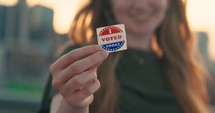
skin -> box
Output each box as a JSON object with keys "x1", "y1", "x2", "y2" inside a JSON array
[
  {"x1": 112, "y1": 0, "x2": 169, "y2": 50},
  {"x1": 50, "y1": 45, "x2": 109, "y2": 113},
  {"x1": 50, "y1": 0, "x2": 168, "y2": 113}
]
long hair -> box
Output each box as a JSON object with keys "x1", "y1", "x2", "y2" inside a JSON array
[{"x1": 68, "y1": 0, "x2": 209, "y2": 113}]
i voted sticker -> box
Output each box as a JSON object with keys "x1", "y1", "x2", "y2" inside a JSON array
[{"x1": 96, "y1": 24, "x2": 127, "y2": 52}]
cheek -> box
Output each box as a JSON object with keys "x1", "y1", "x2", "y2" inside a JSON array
[
  {"x1": 112, "y1": 1, "x2": 131, "y2": 21},
  {"x1": 151, "y1": 0, "x2": 168, "y2": 11},
  {"x1": 157, "y1": 0, "x2": 169, "y2": 13},
  {"x1": 153, "y1": 0, "x2": 169, "y2": 21}
]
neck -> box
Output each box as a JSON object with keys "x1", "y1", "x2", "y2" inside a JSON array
[{"x1": 126, "y1": 32, "x2": 152, "y2": 51}]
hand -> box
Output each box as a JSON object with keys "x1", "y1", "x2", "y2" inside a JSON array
[{"x1": 50, "y1": 45, "x2": 109, "y2": 111}]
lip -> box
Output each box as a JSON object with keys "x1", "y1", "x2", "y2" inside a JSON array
[{"x1": 129, "y1": 13, "x2": 151, "y2": 22}]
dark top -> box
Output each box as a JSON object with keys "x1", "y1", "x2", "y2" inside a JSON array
[
  {"x1": 37, "y1": 45, "x2": 183, "y2": 113},
  {"x1": 116, "y1": 48, "x2": 183, "y2": 113}
]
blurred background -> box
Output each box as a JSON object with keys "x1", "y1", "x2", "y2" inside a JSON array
[{"x1": 0, "y1": 0, "x2": 214, "y2": 113}]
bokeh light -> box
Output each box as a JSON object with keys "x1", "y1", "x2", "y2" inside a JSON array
[
  {"x1": 0, "y1": 0, "x2": 19, "y2": 6},
  {"x1": 187, "y1": 0, "x2": 215, "y2": 60}
]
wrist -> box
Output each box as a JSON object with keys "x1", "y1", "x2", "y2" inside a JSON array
[
  {"x1": 71, "y1": 106, "x2": 89, "y2": 113},
  {"x1": 51, "y1": 94, "x2": 89, "y2": 113}
]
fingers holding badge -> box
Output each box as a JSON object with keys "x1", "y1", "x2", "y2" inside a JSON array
[{"x1": 50, "y1": 24, "x2": 126, "y2": 109}]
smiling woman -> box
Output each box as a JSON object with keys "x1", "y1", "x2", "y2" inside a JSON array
[{"x1": 38, "y1": 0, "x2": 211, "y2": 113}]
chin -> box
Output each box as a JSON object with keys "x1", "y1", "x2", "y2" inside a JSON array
[
  {"x1": 132, "y1": 28, "x2": 154, "y2": 36},
  {"x1": 125, "y1": 23, "x2": 156, "y2": 36}
]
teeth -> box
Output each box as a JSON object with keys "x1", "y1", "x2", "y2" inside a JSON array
[
  {"x1": 130, "y1": 10, "x2": 153, "y2": 21},
  {"x1": 131, "y1": 9, "x2": 152, "y2": 16},
  {"x1": 131, "y1": 13, "x2": 149, "y2": 21}
]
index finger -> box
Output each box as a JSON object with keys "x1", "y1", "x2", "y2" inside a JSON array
[{"x1": 51, "y1": 45, "x2": 102, "y2": 71}]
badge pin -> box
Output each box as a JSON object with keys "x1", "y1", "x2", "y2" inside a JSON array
[{"x1": 96, "y1": 24, "x2": 127, "y2": 52}]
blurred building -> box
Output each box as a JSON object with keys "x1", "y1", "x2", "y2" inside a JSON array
[
  {"x1": 196, "y1": 32, "x2": 215, "y2": 105},
  {"x1": 0, "y1": 0, "x2": 66, "y2": 113},
  {"x1": 197, "y1": 32, "x2": 215, "y2": 77}
]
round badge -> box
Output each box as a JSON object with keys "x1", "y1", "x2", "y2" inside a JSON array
[{"x1": 99, "y1": 26, "x2": 125, "y2": 51}]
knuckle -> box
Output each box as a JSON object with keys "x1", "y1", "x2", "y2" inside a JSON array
[
  {"x1": 86, "y1": 70, "x2": 96, "y2": 78},
  {"x1": 95, "y1": 79, "x2": 101, "y2": 89},
  {"x1": 92, "y1": 71, "x2": 98, "y2": 78},
  {"x1": 90, "y1": 55, "x2": 101, "y2": 64},
  {"x1": 83, "y1": 71, "x2": 97, "y2": 83},
  {"x1": 70, "y1": 65, "x2": 82, "y2": 75},
  {"x1": 72, "y1": 76, "x2": 83, "y2": 86},
  {"x1": 84, "y1": 88, "x2": 93, "y2": 97},
  {"x1": 52, "y1": 78, "x2": 62, "y2": 89},
  {"x1": 49, "y1": 63, "x2": 56, "y2": 74},
  {"x1": 90, "y1": 72, "x2": 97, "y2": 81},
  {"x1": 84, "y1": 80, "x2": 100, "y2": 96}
]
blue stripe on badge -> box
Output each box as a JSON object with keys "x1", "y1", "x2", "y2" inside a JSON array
[{"x1": 101, "y1": 41, "x2": 125, "y2": 51}]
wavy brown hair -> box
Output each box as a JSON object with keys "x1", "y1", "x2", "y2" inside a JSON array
[{"x1": 68, "y1": 0, "x2": 209, "y2": 113}]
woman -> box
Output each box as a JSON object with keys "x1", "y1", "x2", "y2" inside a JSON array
[{"x1": 38, "y1": 0, "x2": 209, "y2": 113}]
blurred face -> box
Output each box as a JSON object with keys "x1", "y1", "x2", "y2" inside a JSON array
[{"x1": 112, "y1": 0, "x2": 169, "y2": 37}]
